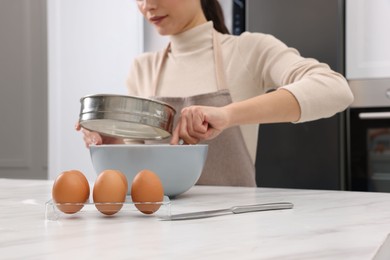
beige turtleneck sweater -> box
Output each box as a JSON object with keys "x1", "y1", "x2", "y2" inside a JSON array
[{"x1": 127, "y1": 22, "x2": 353, "y2": 164}]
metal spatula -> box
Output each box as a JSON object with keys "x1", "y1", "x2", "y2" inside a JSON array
[{"x1": 162, "y1": 202, "x2": 294, "y2": 221}]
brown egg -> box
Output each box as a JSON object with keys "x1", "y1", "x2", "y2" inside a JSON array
[
  {"x1": 131, "y1": 169, "x2": 164, "y2": 214},
  {"x1": 93, "y1": 170, "x2": 128, "y2": 215},
  {"x1": 118, "y1": 170, "x2": 129, "y2": 194},
  {"x1": 52, "y1": 170, "x2": 90, "y2": 214}
]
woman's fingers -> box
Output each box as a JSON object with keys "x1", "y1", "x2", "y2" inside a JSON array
[
  {"x1": 192, "y1": 109, "x2": 209, "y2": 135},
  {"x1": 81, "y1": 128, "x2": 103, "y2": 148},
  {"x1": 76, "y1": 120, "x2": 124, "y2": 146},
  {"x1": 170, "y1": 112, "x2": 200, "y2": 145},
  {"x1": 178, "y1": 111, "x2": 199, "y2": 144},
  {"x1": 170, "y1": 107, "x2": 209, "y2": 145},
  {"x1": 75, "y1": 122, "x2": 82, "y2": 131},
  {"x1": 171, "y1": 105, "x2": 228, "y2": 144},
  {"x1": 170, "y1": 121, "x2": 181, "y2": 145}
]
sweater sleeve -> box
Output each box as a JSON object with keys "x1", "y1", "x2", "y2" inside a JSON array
[{"x1": 237, "y1": 33, "x2": 354, "y2": 122}]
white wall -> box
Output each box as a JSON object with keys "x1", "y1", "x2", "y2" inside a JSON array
[
  {"x1": 143, "y1": 20, "x2": 169, "y2": 52},
  {"x1": 48, "y1": 0, "x2": 143, "y2": 181}
]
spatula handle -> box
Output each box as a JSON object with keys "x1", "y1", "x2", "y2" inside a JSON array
[{"x1": 231, "y1": 202, "x2": 294, "y2": 214}]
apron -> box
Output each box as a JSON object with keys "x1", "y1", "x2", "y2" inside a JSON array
[{"x1": 149, "y1": 30, "x2": 256, "y2": 187}]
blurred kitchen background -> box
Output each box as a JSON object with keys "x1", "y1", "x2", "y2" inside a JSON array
[{"x1": 1, "y1": 0, "x2": 389, "y2": 192}]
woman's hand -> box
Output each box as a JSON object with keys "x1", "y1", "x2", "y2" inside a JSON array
[
  {"x1": 170, "y1": 106, "x2": 230, "y2": 145},
  {"x1": 75, "y1": 122, "x2": 123, "y2": 148}
]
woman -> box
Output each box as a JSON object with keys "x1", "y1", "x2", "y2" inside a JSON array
[{"x1": 78, "y1": 0, "x2": 353, "y2": 187}]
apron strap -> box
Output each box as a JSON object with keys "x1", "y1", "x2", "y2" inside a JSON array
[
  {"x1": 212, "y1": 31, "x2": 228, "y2": 91},
  {"x1": 152, "y1": 43, "x2": 170, "y2": 96}
]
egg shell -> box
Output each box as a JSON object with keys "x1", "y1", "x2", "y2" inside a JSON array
[
  {"x1": 52, "y1": 170, "x2": 90, "y2": 214},
  {"x1": 131, "y1": 169, "x2": 164, "y2": 214},
  {"x1": 93, "y1": 170, "x2": 128, "y2": 215}
]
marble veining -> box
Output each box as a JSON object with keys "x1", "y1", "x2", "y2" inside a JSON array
[{"x1": 1, "y1": 178, "x2": 390, "y2": 259}]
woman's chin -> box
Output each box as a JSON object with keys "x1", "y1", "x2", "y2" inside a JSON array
[{"x1": 155, "y1": 27, "x2": 173, "y2": 36}]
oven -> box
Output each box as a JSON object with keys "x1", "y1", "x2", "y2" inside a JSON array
[{"x1": 348, "y1": 79, "x2": 390, "y2": 192}]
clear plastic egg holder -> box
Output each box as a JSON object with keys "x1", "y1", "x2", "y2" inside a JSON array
[{"x1": 45, "y1": 196, "x2": 171, "y2": 221}]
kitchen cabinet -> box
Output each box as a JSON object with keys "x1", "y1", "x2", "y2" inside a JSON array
[{"x1": 346, "y1": 0, "x2": 390, "y2": 79}]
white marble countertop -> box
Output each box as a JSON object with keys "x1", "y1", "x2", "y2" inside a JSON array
[{"x1": 1, "y1": 178, "x2": 390, "y2": 259}]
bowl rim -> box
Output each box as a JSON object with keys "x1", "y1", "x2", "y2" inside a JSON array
[{"x1": 89, "y1": 144, "x2": 208, "y2": 148}]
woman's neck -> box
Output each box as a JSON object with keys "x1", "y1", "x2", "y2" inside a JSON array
[
  {"x1": 174, "y1": 12, "x2": 207, "y2": 35},
  {"x1": 169, "y1": 22, "x2": 213, "y2": 54}
]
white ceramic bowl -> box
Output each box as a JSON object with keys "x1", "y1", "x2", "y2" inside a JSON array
[{"x1": 89, "y1": 144, "x2": 208, "y2": 197}]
